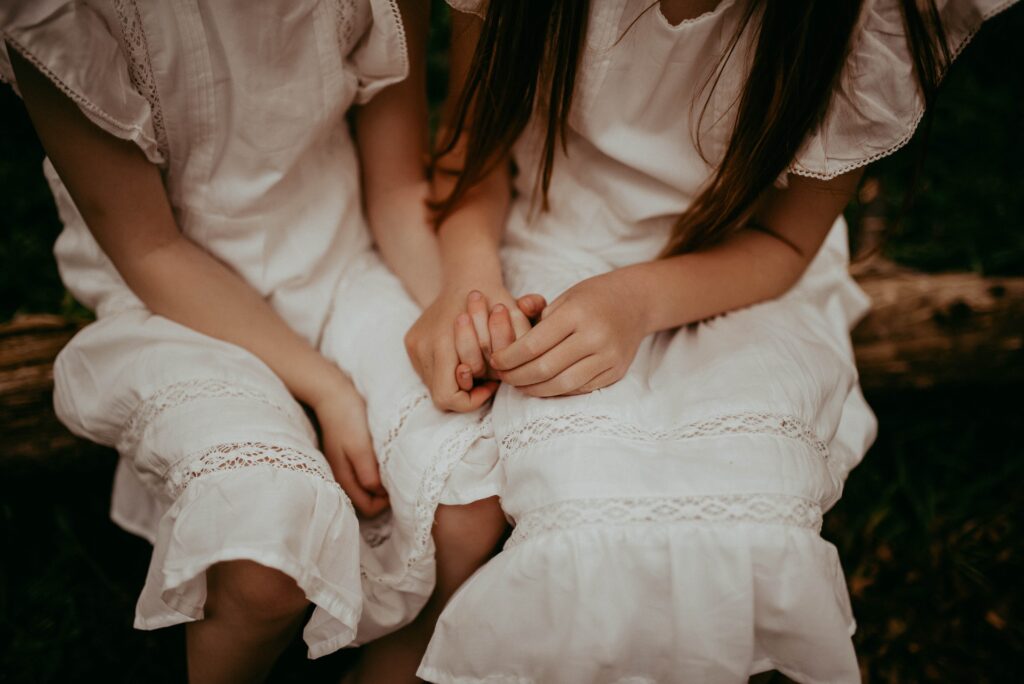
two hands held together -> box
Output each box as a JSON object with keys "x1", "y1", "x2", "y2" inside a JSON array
[
  {"x1": 323, "y1": 270, "x2": 650, "y2": 517},
  {"x1": 405, "y1": 270, "x2": 651, "y2": 413}
]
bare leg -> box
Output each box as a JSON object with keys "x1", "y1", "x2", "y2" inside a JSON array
[
  {"x1": 186, "y1": 560, "x2": 310, "y2": 684},
  {"x1": 346, "y1": 496, "x2": 508, "y2": 683}
]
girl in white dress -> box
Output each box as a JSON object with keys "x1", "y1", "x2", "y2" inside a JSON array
[
  {"x1": 2, "y1": 1, "x2": 512, "y2": 680},
  {"x1": 401, "y1": 0, "x2": 1017, "y2": 682}
]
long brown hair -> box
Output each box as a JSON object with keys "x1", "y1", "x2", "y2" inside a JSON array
[{"x1": 435, "y1": 1, "x2": 951, "y2": 256}]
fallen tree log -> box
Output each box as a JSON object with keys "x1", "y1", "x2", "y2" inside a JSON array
[
  {"x1": 852, "y1": 272, "x2": 1024, "y2": 391},
  {"x1": 1, "y1": 271, "x2": 1022, "y2": 466}
]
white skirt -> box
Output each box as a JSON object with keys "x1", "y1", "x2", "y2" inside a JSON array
[
  {"x1": 418, "y1": 219, "x2": 877, "y2": 683},
  {"x1": 52, "y1": 250, "x2": 501, "y2": 657}
]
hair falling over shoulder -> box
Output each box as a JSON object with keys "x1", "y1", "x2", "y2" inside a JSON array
[{"x1": 433, "y1": 0, "x2": 952, "y2": 255}]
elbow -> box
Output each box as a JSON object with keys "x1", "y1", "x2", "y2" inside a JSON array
[{"x1": 772, "y1": 254, "x2": 813, "y2": 300}]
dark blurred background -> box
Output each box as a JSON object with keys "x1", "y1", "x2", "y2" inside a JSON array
[{"x1": 1, "y1": 4, "x2": 1022, "y2": 683}]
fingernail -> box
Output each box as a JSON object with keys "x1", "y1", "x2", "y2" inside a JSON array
[
  {"x1": 493, "y1": 304, "x2": 506, "y2": 313},
  {"x1": 468, "y1": 291, "x2": 482, "y2": 301},
  {"x1": 456, "y1": 313, "x2": 470, "y2": 325}
]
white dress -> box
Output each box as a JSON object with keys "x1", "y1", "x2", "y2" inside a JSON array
[
  {"x1": 1, "y1": 0, "x2": 501, "y2": 658},
  {"x1": 417, "y1": 1, "x2": 1017, "y2": 683}
]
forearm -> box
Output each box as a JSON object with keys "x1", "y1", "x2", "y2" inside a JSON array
[
  {"x1": 629, "y1": 170, "x2": 862, "y2": 332},
  {"x1": 121, "y1": 236, "x2": 348, "y2": 406},
  {"x1": 355, "y1": 0, "x2": 440, "y2": 306},
  {"x1": 435, "y1": 165, "x2": 510, "y2": 293},
  {"x1": 624, "y1": 228, "x2": 810, "y2": 334},
  {"x1": 363, "y1": 179, "x2": 442, "y2": 307}
]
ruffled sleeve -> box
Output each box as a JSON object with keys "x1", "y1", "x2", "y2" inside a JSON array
[
  {"x1": 350, "y1": 0, "x2": 410, "y2": 104},
  {"x1": 0, "y1": 1, "x2": 165, "y2": 164},
  {"x1": 788, "y1": 0, "x2": 1018, "y2": 180}
]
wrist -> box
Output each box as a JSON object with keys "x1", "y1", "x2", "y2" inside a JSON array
[
  {"x1": 437, "y1": 240, "x2": 505, "y2": 297},
  {"x1": 614, "y1": 263, "x2": 664, "y2": 336},
  {"x1": 294, "y1": 361, "x2": 353, "y2": 410}
]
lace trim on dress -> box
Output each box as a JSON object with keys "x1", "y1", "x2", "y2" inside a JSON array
[
  {"x1": 378, "y1": 392, "x2": 430, "y2": 470},
  {"x1": 112, "y1": 0, "x2": 169, "y2": 159},
  {"x1": 164, "y1": 441, "x2": 336, "y2": 499},
  {"x1": 120, "y1": 378, "x2": 299, "y2": 454},
  {"x1": 506, "y1": 493, "x2": 823, "y2": 547},
  {"x1": 333, "y1": 0, "x2": 358, "y2": 50},
  {"x1": 501, "y1": 411, "x2": 829, "y2": 460},
  {"x1": 381, "y1": 0, "x2": 409, "y2": 84},
  {"x1": 361, "y1": 411, "x2": 493, "y2": 584}
]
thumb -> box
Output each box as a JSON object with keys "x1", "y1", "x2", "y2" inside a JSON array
[{"x1": 516, "y1": 293, "x2": 547, "y2": 320}]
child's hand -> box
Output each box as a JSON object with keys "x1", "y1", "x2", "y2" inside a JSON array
[
  {"x1": 487, "y1": 272, "x2": 648, "y2": 397},
  {"x1": 406, "y1": 286, "x2": 543, "y2": 411},
  {"x1": 405, "y1": 287, "x2": 509, "y2": 412},
  {"x1": 453, "y1": 291, "x2": 547, "y2": 391},
  {"x1": 312, "y1": 375, "x2": 389, "y2": 518}
]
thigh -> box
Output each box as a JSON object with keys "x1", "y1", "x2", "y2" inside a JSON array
[
  {"x1": 491, "y1": 294, "x2": 868, "y2": 520},
  {"x1": 53, "y1": 308, "x2": 326, "y2": 500}
]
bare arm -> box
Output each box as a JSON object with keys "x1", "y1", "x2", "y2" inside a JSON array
[
  {"x1": 402, "y1": 8, "x2": 535, "y2": 411},
  {"x1": 627, "y1": 171, "x2": 864, "y2": 333},
  {"x1": 355, "y1": 0, "x2": 442, "y2": 307},
  {"x1": 489, "y1": 171, "x2": 864, "y2": 397},
  {"x1": 431, "y1": 8, "x2": 511, "y2": 299},
  {"x1": 10, "y1": 47, "x2": 387, "y2": 515}
]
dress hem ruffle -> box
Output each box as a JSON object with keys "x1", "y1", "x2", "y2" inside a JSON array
[{"x1": 125, "y1": 465, "x2": 365, "y2": 659}]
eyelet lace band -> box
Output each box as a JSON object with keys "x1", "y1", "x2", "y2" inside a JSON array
[
  {"x1": 501, "y1": 412, "x2": 829, "y2": 460},
  {"x1": 506, "y1": 493, "x2": 823, "y2": 548},
  {"x1": 164, "y1": 441, "x2": 336, "y2": 500},
  {"x1": 119, "y1": 378, "x2": 301, "y2": 455},
  {"x1": 333, "y1": 0, "x2": 358, "y2": 49},
  {"x1": 378, "y1": 392, "x2": 430, "y2": 470},
  {"x1": 361, "y1": 410, "x2": 493, "y2": 584},
  {"x1": 112, "y1": 0, "x2": 169, "y2": 159}
]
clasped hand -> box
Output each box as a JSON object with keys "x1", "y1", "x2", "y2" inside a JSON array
[{"x1": 406, "y1": 271, "x2": 649, "y2": 409}]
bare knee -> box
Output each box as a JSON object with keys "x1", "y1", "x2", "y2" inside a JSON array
[
  {"x1": 433, "y1": 496, "x2": 508, "y2": 562},
  {"x1": 206, "y1": 560, "x2": 309, "y2": 623}
]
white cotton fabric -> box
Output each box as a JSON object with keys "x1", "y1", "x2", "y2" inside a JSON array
[
  {"x1": 421, "y1": 0, "x2": 1014, "y2": 682},
  {"x1": 2, "y1": 0, "x2": 497, "y2": 658}
]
